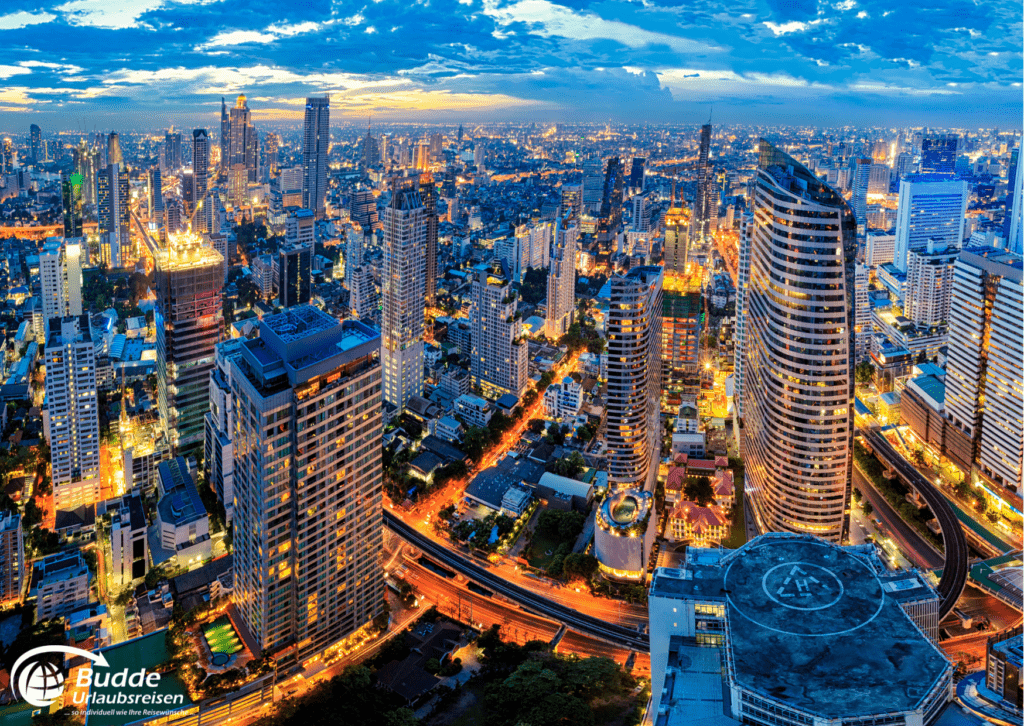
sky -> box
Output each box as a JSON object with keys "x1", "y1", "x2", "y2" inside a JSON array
[{"x1": 0, "y1": 0, "x2": 1020, "y2": 130}]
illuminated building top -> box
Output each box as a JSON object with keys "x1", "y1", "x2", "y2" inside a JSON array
[{"x1": 153, "y1": 229, "x2": 223, "y2": 271}]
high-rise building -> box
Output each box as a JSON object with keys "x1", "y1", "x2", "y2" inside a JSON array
[
  {"x1": 733, "y1": 212, "x2": 753, "y2": 419},
  {"x1": 893, "y1": 175, "x2": 968, "y2": 271},
  {"x1": 163, "y1": 130, "x2": 181, "y2": 171},
  {"x1": 544, "y1": 218, "x2": 577, "y2": 340},
  {"x1": 264, "y1": 132, "x2": 280, "y2": 177},
  {"x1": 628, "y1": 157, "x2": 645, "y2": 194},
  {"x1": 29, "y1": 124, "x2": 41, "y2": 163},
  {"x1": 155, "y1": 229, "x2": 225, "y2": 452},
  {"x1": 96, "y1": 163, "x2": 129, "y2": 268},
  {"x1": 349, "y1": 189, "x2": 378, "y2": 230},
  {"x1": 943, "y1": 247, "x2": 1023, "y2": 492},
  {"x1": 302, "y1": 97, "x2": 330, "y2": 218},
  {"x1": 40, "y1": 237, "x2": 82, "y2": 323},
  {"x1": 108, "y1": 492, "x2": 148, "y2": 588},
  {"x1": 631, "y1": 193, "x2": 650, "y2": 233},
  {"x1": 231, "y1": 306, "x2": 384, "y2": 665},
  {"x1": 560, "y1": 184, "x2": 582, "y2": 220},
  {"x1": 598, "y1": 156, "x2": 625, "y2": 243},
  {"x1": 108, "y1": 132, "x2": 123, "y2": 167},
  {"x1": 382, "y1": 177, "x2": 427, "y2": 409},
  {"x1": 661, "y1": 286, "x2": 701, "y2": 400},
  {"x1": 429, "y1": 133, "x2": 443, "y2": 161},
  {"x1": 469, "y1": 263, "x2": 528, "y2": 399},
  {"x1": 45, "y1": 315, "x2": 101, "y2": 511},
  {"x1": 229, "y1": 94, "x2": 256, "y2": 207},
  {"x1": 868, "y1": 163, "x2": 890, "y2": 194},
  {"x1": 61, "y1": 169, "x2": 83, "y2": 238},
  {"x1": 1005, "y1": 147, "x2": 1023, "y2": 255},
  {"x1": 742, "y1": 139, "x2": 857, "y2": 543},
  {"x1": 852, "y1": 157, "x2": 872, "y2": 228},
  {"x1": 0, "y1": 511, "x2": 23, "y2": 606},
  {"x1": 518, "y1": 222, "x2": 552, "y2": 271},
  {"x1": 204, "y1": 340, "x2": 240, "y2": 525},
  {"x1": 921, "y1": 134, "x2": 959, "y2": 174},
  {"x1": 473, "y1": 143, "x2": 486, "y2": 171},
  {"x1": 279, "y1": 167, "x2": 304, "y2": 209},
  {"x1": 345, "y1": 225, "x2": 368, "y2": 292},
  {"x1": 606, "y1": 266, "x2": 663, "y2": 489},
  {"x1": 219, "y1": 97, "x2": 229, "y2": 177},
  {"x1": 361, "y1": 125, "x2": 379, "y2": 170},
  {"x1": 148, "y1": 167, "x2": 164, "y2": 223},
  {"x1": 192, "y1": 129, "x2": 210, "y2": 230},
  {"x1": 854, "y1": 262, "x2": 871, "y2": 362},
  {"x1": 663, "y1": 205, "x2": 691, "y2": 274},
  {"x1": 904, "y1": 241, "x2": 958, "y2": 326},
  {"x1": 420, "y1": 173, "x2": 439, "y2": 306},
  {"x1": 693, "y1": 123, "x2": 713, "y2": 242},
  {"x1": 278, "y1": 243, "x2": 312, "y2": 308},
  {"x1": 581, "y1": 157, "x2": 603, "y2": 215}
]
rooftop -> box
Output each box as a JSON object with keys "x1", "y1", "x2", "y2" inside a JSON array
[
  {"x1": 157, "y1": 457, "x2": 207, "y2": 527},
  {"x1": 651, "y1": 534, "x2": 949, "y2": 718}
]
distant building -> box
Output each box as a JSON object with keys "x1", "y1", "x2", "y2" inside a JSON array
[
  {"x1": 920, "y1": 133, "x2": 959, "y2": 174},
  {"x1": 302, "y1": 97, "x2": 330, "y2": 217},
  {"x1": 544, "y1": 218, "x2": 577, "y2": 340}
]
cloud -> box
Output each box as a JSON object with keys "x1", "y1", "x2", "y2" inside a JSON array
[{"x1": 0, "y1": 11, "x2": 56, "y2": 29}]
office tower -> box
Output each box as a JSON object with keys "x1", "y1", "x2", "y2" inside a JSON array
[
  {"x1": 693, "y1": 123, "x2": 713, "y2": 241},
  {"x1": 345, "y1": 225, "x2": 367, "y2": 292},
  {"x1": 420, "y1": 173, "x2": 439, "y2": 306},
  {"x1": 97, "y1": 163, "x2": 129, "y2": 268},
  {"x1": 1, "y1": 137, "x2": 12, "y2": 173},
  {"x1": 904, "y1": 242, "x2": 958, "y2": 326},
  {"x1": 544, "y1": 218, "x2": 577, "y2": 339},
  {"x1": 219, "y1": 97, "x2": 229, "y2": 177},
  {"x1": 560, "y1": 184, "x2": 582, "y2": 220},
  {"x1": 229, "y1": 94, "x2": 255, "y2": 206},
  {"x1": 192, "y1": 129, "x2": 210, "y2": 229},
  {"x1": 428, "y1": 132, "x2": 443, "y2": 161},
  {"x1": 279, "y1": 166, "x2": 304, "y2": 209},
  {"x1": 895, "y1": 150, "x2": 915, "y2": 180},
  {"x1": 279, "y1": 234, "x2": 312, "y2": 308},
  {"x1": 106, "y1": 132, "x2": 124, "y2": 167},
  {"x1": 648, "y1": 536, "x2": 952, "y2": 726},
  {"x1": 302, "y1": 97, "x2": 330, "y2": 218},
  {"x1": 163, "y1": 130, "x2": 180, "y2": 171},
  {"x1": 944, "y1": 247, "x2": 1023, "y2": 492},
  {"x1": 264, "y1": 132, "x2": 279, "y2": 176},
  {"x1": 606, "y1": 266, "x2": 663, "y2": 489},
  {"x1": 893, "y1": 175, "x2": 968, "y2": 271},
  {"x1": 181, "y1": 169, "x2": 195, "y2": 218},
  {"x1": 165, "y1": 198, "x2": 183, "y2": 234},
  {"x1": 663, "y1": 205, "x2": 691, "y2": 274},
  {"x1": 61, "y1": 169, "x2": 83, "y2": 238},
  {"x1": 349, "y1": 189, "x2": 378, "y2": 230},
  {"x1": 204, "y1": 341, "x2": 240, "y2": 524},
  {"x1": 733, "y1": 213, "x2": 753, "y2": 419},
  {"x1": 231, "y1": 307, "x2": 384, "y2": 665},
  {"x1": 598, "y1": 156, "x2": 625, "y2": 243},
  {"x1": 148, "y1": 167, "x2": 164, "y2": 222},
  {"x1": 29, "y1": 124, "x2": 41, "y2": 162},
  {"x1": 921, "y1": 134, "x2": 959, "y2": 174},
  {"x1": 661, "y1": 287, "x2": 701, "y2": 399},
  {"x1": 631, "y1": 193, "x2": 650, "y2": 233},
  {"x1": 0, "y1": 511, "x2": 23, "y2": 606},
  {"x1": 868, "y1": 163, "x2": 890, "y2": 194},
  {"x1": 871, "y1": 139, "x2": 889, "y2": 163},
  {"x1": 852, "y1": 157, "x2": 872, "y2": 228},
  {"x1": 628, "y1": 157, "x2": 645, "y2": 194},
  {"x1": 94, "y1": 131, "x2": 108, "y2": 167},
  {"x1": 382, "y1": 177, "x2": 427, "y2": 409},
  {"x1": 155, "y1": 229, "x2": 225, "y2": 452},
  {"x1": 581, "y1": 158, "x2": 603, "y2": 215},
  {"x1": 45, "y1": 315, "x2": 101, "y2": 511},
  {"x1": 1006, "y1": 148, "x2": 1023, "y2": 255},
  {"x1": 473, "y1": 143, "x2": 486, "y2": 171},
  {"x1": 361, "y1": 124, "x2": 379, "y2": 170},
  {"x1": 40, "y1": 238, "x2": 83, "y2": 322},
  {"x1": 469, "y1": 263, "x2": 528, "y2": 399},
  {"x1": 742, "y1": 139, "x2": 857, "y2": 544},
  {"x1": 413, "y1": 143, "x2": 429, "y2": 171},
  {"x1": 866, "y1": 230, "x2": 897, "y2": 266}
]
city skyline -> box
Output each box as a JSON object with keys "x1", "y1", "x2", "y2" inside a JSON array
[{"x1": 0, "y1": 0, "x2": 1020, "y2": 128}]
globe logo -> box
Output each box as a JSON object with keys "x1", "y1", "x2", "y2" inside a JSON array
[
  {"x1": 10, "y1": 645, "x2": 109, "y2": 708},
  {"x1": 18, "y1": 660, "x2": 65, "y2": 707}
]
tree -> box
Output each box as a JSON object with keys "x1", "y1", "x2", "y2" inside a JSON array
[
  {"x1": 863, "y1": 501, "x2": 874, "y2": 517},
  {"x1": 855, "y1": 361, "x2": 875, "y2": 385},
  {"x1": 463, "y1": 426, "x2": 491, "y2": 462},
  {"x1": 528, "y1": 418, "x2": 546, "y2": 435},
  {"x1": 519, "y1": 267, "x2": 548, "y2": 305},
  {"x1": 683, "y1": 475, "x2": 716, "y2": 507},
  {"x1": 563, "y1": 553, "x2": 599, "y2": 581},
  {"x1": 549, "y1": 451, "x2": 586, "y2": 480}
]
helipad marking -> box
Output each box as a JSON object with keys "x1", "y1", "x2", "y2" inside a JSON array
[{"x1": 762, "y1": 562, "x2": 844, "y2": 611}]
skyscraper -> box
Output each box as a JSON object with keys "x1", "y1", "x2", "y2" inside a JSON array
[
  {"x1": 904, "y1": 242, "x2": 958, "y2": 326},
  {"x1": 661, "y1": 285, "x2": 701, "y2": 400},
  {"x1": 302, "y1": 97, "x2": 330, "y2": 218},
  {"x1": 628, "y1": 157, "x2": 645, "y2": 194},
  {"x1": 1006, "y1": 147, "x2": 1022, "y2": 255},
  {"x1": 382, "y1": 177, "x2": 427, "y2": 409},
  {"x1": 219, "y1": 97, "x2": 229, "y2": 178},
  {"x1": 229, "y1": 94, "x2": 255, "y2": 207},
  {"x1": 163, "y1": 130, "x2": 181, "y2": 171},
  {"x1": 598, "y1": 156, "x2": 625, "y2": 243},
  {"x1": 192, "y1": 129, "x2": 210, "y2": 231},
  {"x1": 581, "y1": 158, "x2": 603, "y2": 215},
  {"x1": 469, "y1": 263, "x2": 528, "y2": 399},
  {"x1": 40, "y1": 237, "x2": 82, "y2": 323},
  {"x1": 361, "y1": 124, "x2": 379, "y2": 170},
  {"x1": 544, "y1": 217, "x2": 577, "y2": 340},
  {"x1": 349, "y1": 189, "x2": 378, "y2": 230},
  {"x1": 279, "y1": 211, "x2": 313, "y2": 308},
  {"x1": 97, "y1": 163, "x2": 129, "y2": 268},
  {"x1": 148, "y1": 167, "x2": 164, "y2": 223},
  {"x1": 0, "y1": 511, "x2": 23, "y2": 607},
  {"x1": 108, "y1": 132, "x2": 123, "y2": 167},
  {"x1": 733, "y1": 212, "x2": 753, "y2": 419},
  {"x1": 693, "y1": 123, "x2": 713, "y2": 242},
  {"x1": 230, "y1": 306, "x2": 384, "y2": 666},
  {"x1": 29, "y1": 124, "x2": 41, "y2": 163},
  {"x1": 852, "y1": 157, "x2": 872, "y2": 228},
  {"x1": 155, "y1": 229, "x2": 225, "y2": 452},
  {"x1": 742, "y1": 139, "x2": 857, "y2": 544},
  {"x1": 663, "y1": 205, "x2": 691, "y2": 274},
  {"x1": 420, "y1": 173, "x2": 439, "y2": 307},
  {"x1": 204, "y1": 341, "x2": 239, "y2": 525},
  {"x1": 921, "y1": 134, "x2": 959, "y2": 174},
  {"x1": 45, "y1": 315, "x2": 101, "y2": 511},
  {"x1": 61, "y1": 169, "x2": 83, "y2": 238},
  {"x1": 943, "y1": 247, "x2": 1023, "y2": 492},
  {"x1": 893, "y1": 175, "x2": 968, "y2": 272},
  {"x1": 606, "y1": 266, "x2": 663, "y2": 489}
]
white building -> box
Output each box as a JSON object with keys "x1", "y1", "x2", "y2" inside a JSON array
[
  {"x1": 382, "y1": 178, "x2": 426, "y2": 409},
  {"x1": 285, "y1": 207, "x2": 315, "y2": 247},
  {"x1": 866, "y1": 230, "x2": 896, "y2": 267},
  {"x1": 545, "y1": 218, "x2": 577, "y2": 340},
  {"x1": 469, "y1": 264, "x2": 528, "y2": 399},
  {"x1": 543, "y1": 376, "x2": 583, "y2": 420},
  {"x1": 893, "y1": 175, "x2": 968, "y2": 272},
  {"x1": 45, "y1": 315, "x2": 101, "y2": 511},
  {"x1": 904, "y1": 241, "x2": 958, "y2": 326},
  {"x1": 252, "y1": 254, "x2": 277, "y2": 299},
  {"x1": 40, "y1": 237, "x2": 83, "y2": 327},
  {"x1": 155, "y1": 457, "x2": 211, "y2": 567},
  {"x1": 204, "y1": 340, "x2": 241, "y2": 524},
  {"x1": 435, "y1": 415, "x2": 465, "y2": 444},
  {"x1": 854, "y1": 262, "x2": 872, "y2": 362},
  {"x1": 455, "y1": 393, "x2": 493, "y2": 428},
  {"x1": 107, "y1": 492, "x2": 148, "y2": 589},
  {"x1": 31, "y1": 551, "x2": 90, "y2": 622}
]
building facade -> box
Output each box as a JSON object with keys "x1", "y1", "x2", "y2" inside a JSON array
[
  {"x1": 893, "y1": 175, "x2": 968, "y2": 272},
  {"x1": 469, "y1": 264, "x2": 528, "y2": 399},
  {"x1": 302, "y1": 97, "x2": 330, "y2": 217},
  {"x1": 544, "y1": 218, "x2": 577, "y2": 340}
]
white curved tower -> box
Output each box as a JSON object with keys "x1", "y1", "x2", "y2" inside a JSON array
[{"x1": 742, "y1": 140, "x2": 857, "y2": 543}]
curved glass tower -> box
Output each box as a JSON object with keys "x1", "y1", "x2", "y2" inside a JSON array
[{"x1": 742, "y1": 139, "x2": 857, "y2": 543}]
